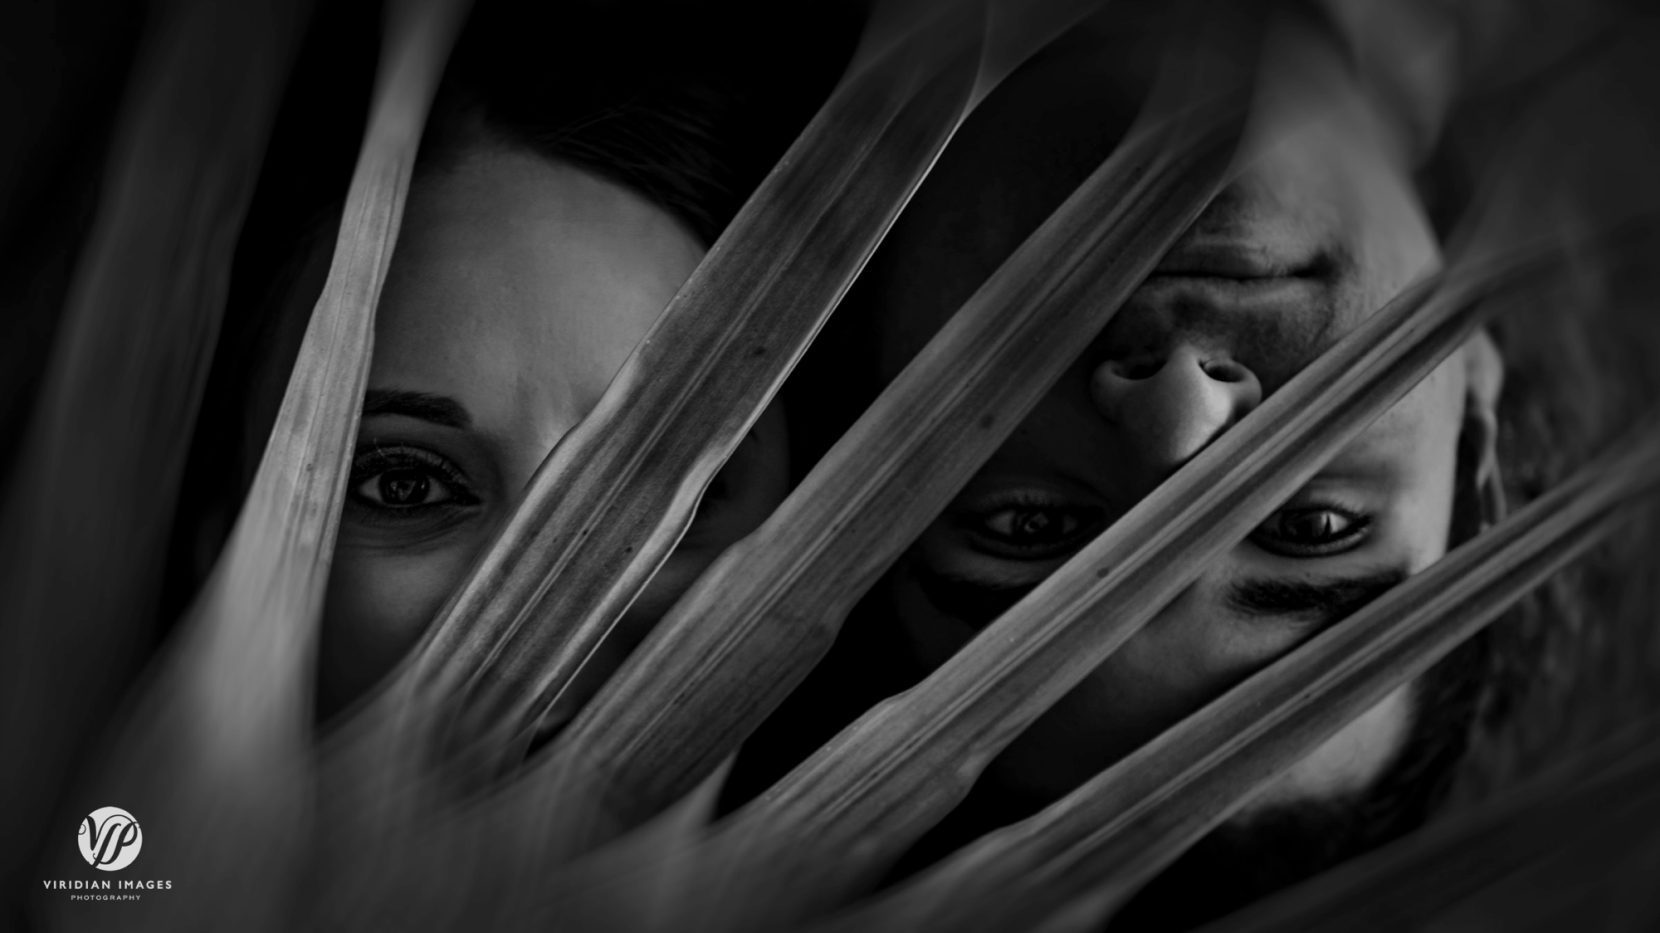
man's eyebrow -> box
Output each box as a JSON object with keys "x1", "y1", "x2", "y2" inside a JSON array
[
  {"x1": 1225, "y1": 567, "x2": 1410, "y2": 629},
  {"x1": 361, "y1": 389, "x2": 472, "y2": 429}
]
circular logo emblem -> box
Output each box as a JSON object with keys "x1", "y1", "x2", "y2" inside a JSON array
[{"x1": 78, "y1": 807, "x2": 142, "y2": 871}]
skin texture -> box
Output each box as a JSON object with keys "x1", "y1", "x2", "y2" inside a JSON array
[
  {"x1": 316, "y1": 144, "x2": 788, "y2": 720},
  {"x1": 868, "y1": 19, "x2": 1503, "y2": 814}
]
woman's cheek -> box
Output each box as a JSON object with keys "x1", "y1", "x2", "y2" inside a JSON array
[{"x1": 318, "y1": 542, "x2": 482, "y2": 717}]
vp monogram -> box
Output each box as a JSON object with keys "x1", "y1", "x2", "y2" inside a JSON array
[{"x1": 78, "y1": 807, "x2": 143, "y2": 871}]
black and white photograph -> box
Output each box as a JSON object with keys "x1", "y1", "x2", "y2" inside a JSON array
[{"x1": 4, "y1": 0, "x2": 1660, "y2": 929}]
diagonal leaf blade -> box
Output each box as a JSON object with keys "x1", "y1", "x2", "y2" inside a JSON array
[
  {"x1": 379, "y1": 0, "x2": 1112, "y2": 784},
  {"x1": 303, "y1": 0, "x2": 1106, "y2": 896},
  {"x1": 40, "y1": 1, "x2": 468, "y2": 929},
  {"x1": 702, "y1": 223, "x2": 1619, "y2": 924},
  {"x1": 0, "y1": 0, "x2": 309, "y2": 901},
  {"x1": 547, "y1": 54, "x2": 1248, "y2": 846},
  {"x1": 386, "y1": 0, "x2": 991, "y2": 774},
  {"x1": 823, "y1": 405, "x2": 1660, "y2": 933},
  {"x1": 1195, "y1": 714, "x2": 1660, "y2": 933}
]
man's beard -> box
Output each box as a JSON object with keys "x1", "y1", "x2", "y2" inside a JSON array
[{"x1": 1106, "y1": 629, "x2": 1491, "y2": 932}]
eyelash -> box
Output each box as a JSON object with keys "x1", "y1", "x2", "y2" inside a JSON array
[
  {"x1": 1248, "y1": 503, "x2": 1373, "y2": 558},
  {"x1": 346, "y1": 444, "x2": 481, "y2": 525}
]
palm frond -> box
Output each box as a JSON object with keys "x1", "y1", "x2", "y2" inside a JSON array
[
  {"x1": 376, "y1": 0, "x2": 1103, "y2": 785},
  {"x1": 703, "y1": 219, "x2": 1593, "y2": 908},
  {"x1": 1195, "y1": 713, "x2": 1660, "y2": 932},
  {"x1": 0, "y1": 0, "x2": 308, "y2": 911},
  {"x1": 542, "y1": 37, "x2": 1249, "y2": 850},
  {"x1": 816, "y1": 406, "x2": 1660, "y2": 933},
  {"x1": 32, "y1": 1, "x2": 467, "y2": 929},
  {"x1": 11, "y1": 3, "x2": 1660, "y2": 932}
]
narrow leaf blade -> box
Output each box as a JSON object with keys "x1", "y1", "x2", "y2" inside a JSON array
[{"x1": 830, "y1": 406, "x2": 1660, "y2": 933}]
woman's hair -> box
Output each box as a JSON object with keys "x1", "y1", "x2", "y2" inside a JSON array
[
  {"x1": 166, "y1": 0, "x2": 851, "y2": 624},
  {"x1": 243, "y1": 3, "x2": 769, "y2": 472},
  {"x1": 417, "y1": 2, "x2": 763, "y2": 247}
]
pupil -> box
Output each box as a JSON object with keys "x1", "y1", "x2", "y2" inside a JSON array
[
  {"x1": 380, "y1": 471, "x2": 429, "y2": 506},
  {"x1": 1291, "y1": 511, "x2": 1333, "y2": 540},
  {"x1": 1016, "y1": 510, "x2": 1053, "y2": 539}
]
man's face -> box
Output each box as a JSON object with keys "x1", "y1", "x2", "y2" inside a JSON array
[{"x1": 872, "y1": 23, "x2": 1496, "y2": 810}]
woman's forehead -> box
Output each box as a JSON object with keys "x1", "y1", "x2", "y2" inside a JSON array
[{"x1": 368, "y1": 146, "x2": 702, "y2": 442}]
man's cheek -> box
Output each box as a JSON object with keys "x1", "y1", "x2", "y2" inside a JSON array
[
  {"x1": 1137, "y1": 587, "x2": 1301, "y2": 688},
  {"x1": 1099, "y1": 610, "x2": 1258, "y2": 733},
  {"x1": 1082, "y1": 589, "x2": 1322, "y2": 745}
]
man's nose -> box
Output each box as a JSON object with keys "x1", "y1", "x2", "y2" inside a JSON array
[{"x1": 1089, "y1": 344, "x2": 1262, "y2": 480}]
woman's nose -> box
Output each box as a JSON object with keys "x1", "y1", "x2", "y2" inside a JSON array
[{"x1": 1089, "y1": 344, "x2": 1262, "y2": 480}]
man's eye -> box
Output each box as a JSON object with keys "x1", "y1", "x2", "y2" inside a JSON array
[
  {"x1": 1250, "y1": 506, "x2": 1371, "y2": 558},
  {"x1": 971, "y1": 505, "x2": 1102, "y2": 560},
  {"x1": 348, "y1": 447, "x2": 478, "y2": 515}
]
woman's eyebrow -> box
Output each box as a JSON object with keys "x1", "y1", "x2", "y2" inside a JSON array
[
  {"x1": 1225, "y1": 567, "x2": 1410, "y2": 628},
  {"x1": 361, "y1": 388, "x2": 472, "y2": 429}
]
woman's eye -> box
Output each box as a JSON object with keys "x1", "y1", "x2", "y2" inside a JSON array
[
  {"x1": 347, "y1": 446, "x2": 479, "y2": 516},
  {"x1": 971, "y1": 504, "x2": 1101, "y2": 559},
  {"x1": 1251, "y1": 506, "x2": 1371, "y2": 557},
  {"x1": 355, "y1": 467, "x2": 453, "y2": 508}
]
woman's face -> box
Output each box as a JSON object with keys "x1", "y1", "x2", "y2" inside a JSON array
[{"x1": 318, "y1": 144, "x2": 788, "y2": 719}]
